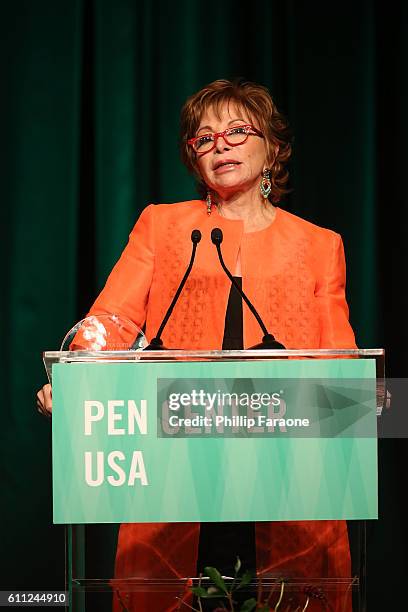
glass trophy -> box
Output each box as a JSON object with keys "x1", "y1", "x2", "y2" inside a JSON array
[{"x1": 60, "y1": 314, "x2": 147, "y2": 352}]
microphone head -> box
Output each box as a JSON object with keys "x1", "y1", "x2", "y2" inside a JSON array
[
  {"x1": 211, "y1": 227, "x2": 223, "y2": 245},
  {"x1": 191, "y1": 229, "x2": 202, "y2": 244}
]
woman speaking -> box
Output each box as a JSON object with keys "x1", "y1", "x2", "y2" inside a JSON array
[{"x1": 38, "y1": 79, "x2": 356, "y2": 611}]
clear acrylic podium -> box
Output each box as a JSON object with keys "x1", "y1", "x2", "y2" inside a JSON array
[{"x1": 44, "y1": 347, "x2": 385, "y2": 612}]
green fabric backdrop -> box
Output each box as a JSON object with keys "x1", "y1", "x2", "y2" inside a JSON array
[{"x1": 1, "y1": 0, "x2": 407, "y2": 607}]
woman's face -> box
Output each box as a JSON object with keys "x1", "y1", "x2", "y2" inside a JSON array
[{"x1": 194, "y1": 102, "x2": 269, "y2": 200}]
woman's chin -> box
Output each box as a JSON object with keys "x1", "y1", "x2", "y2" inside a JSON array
[
  {"x1": 212, "y1": 179, "x2": 251, "y2": 198},
  {"x1": 212, "y1": 173, "x2": 247, "y2": 189}
]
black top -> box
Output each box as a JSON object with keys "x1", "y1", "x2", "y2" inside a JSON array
[
  {"x1": 222, "y1": 277, "x2": 244, "y2": 351},
  {"x1": 196, "y1": 278, "x2": 256, "y2": 579}
]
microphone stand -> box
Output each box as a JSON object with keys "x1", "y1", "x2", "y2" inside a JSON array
[
  {"x1": 211, "y1": 228, "x2": 285, "y2": 350},
  {"x1": 145, "y1": 230, "x2": 202, "y2": 350}
]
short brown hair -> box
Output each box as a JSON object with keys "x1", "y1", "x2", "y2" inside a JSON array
[{"x1": 180, "y1": 78, "x2": 292, "y2": 203}]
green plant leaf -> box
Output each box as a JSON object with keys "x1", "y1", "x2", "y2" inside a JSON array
[
  {"x1": 191, "y1": 587, "x2": 209, "y2": 597},
  {"x1": 237, "y1": 570, "x2": 254, "y2": 590},
  {"x1": 206, "y1": 587, "x2": 226, "y2": 598},
  {"x1": 239, "y1": 598, "x2": 257, "y2": 611},
  {"x1": 191, "y1": 586, "x2": 225, "y2": 599},
  {"x1": 234, "y1": 556, "x2": 241, "y2": 574},
  {"x1": 204, "y1": 567, "x2": 228, "y2": 594}
]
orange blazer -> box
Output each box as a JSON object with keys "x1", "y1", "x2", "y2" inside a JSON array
[
  {"x1": 89, "y1": 200, "x2": 356, "y2": 350},
  {"x1": 87, "y1": 200, "x2": 355, "y2": 612}
]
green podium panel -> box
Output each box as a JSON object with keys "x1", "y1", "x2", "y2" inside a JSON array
[{"x1": 52, "y1": 357, "x2": 377, "y2": 525}]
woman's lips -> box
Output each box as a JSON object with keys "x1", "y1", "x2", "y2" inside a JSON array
[{"x1": 213, "y1": 161, "x2": 241, "y2": 174}]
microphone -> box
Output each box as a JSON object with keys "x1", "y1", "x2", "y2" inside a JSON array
[
  {"x1": 145, "y1": 229, "x2": 202, "y2": 350},
  {"x1": 211, "y1": 228, "x2": 285, "y2": 350}
]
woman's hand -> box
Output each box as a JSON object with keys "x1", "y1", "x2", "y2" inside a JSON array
[{"x1": 37, "y1": 383, "x2": 52, "y2": 417}]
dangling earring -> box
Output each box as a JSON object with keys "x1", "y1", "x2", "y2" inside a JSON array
[
  {"x1": 206, "y1": 190, "x2": 213, "y2": 215},
  {"x1": 260, "y1": 169, "x2": 272, "y2": 200}
]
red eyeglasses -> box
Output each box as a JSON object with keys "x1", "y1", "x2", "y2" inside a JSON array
[{"x1": 187, "y1": 124, "x2": 264, "y2": 154}]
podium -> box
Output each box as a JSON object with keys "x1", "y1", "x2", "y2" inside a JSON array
[{"x1": 44, "y1": 348, "x2": 385, "y2": 612}]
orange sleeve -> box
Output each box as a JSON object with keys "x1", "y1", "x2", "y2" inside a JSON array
[
  {"x1": 315, "y1": 232, "x2": 357, "y2": 349},
  {"x1": 87, "y1": 204, "x2": 155, "y2": 328}
]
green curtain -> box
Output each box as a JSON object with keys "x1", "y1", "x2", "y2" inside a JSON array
[
  {"x1": 1, "y1": 0, "x2": 83, "y2": 590},
  {"x1": 1, "y1": 0, "x2": 407, "y2": 607}
]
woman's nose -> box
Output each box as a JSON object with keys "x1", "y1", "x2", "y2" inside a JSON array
[{"x1": 214, "y1": 133, "x2": 230, "y2": 152}]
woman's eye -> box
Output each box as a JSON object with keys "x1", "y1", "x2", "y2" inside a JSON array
[
  {"x1": 229, "y1": 126, "x2": 246, "y2": 135},
  {"x1": 197, "y1": 135, "x2": 212, "y2": 148}
]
